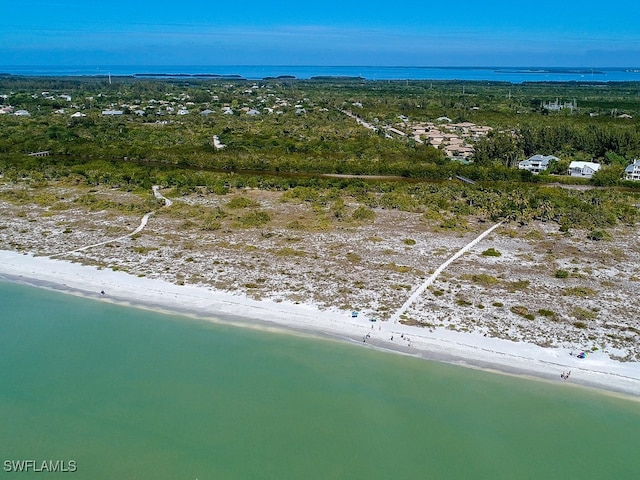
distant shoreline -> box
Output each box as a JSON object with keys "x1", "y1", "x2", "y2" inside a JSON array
[{"x1": 1, "y1": 66, "x2": 638, "y2": 83}]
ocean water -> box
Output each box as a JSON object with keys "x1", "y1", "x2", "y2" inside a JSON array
[
  {"x1": 1, "y1": 280, "x2": 639, "y2": 479},
  {"x1": 1, "y1": 65, "x2": 640, "y2": 83}
]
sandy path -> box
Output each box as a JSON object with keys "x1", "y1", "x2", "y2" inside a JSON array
[
  {"x1": 389, "y1": 221, "x2": 503, "y2": 323},
  {"x1": 152, "y1": 185, "x2": 173, "y2": 206},
  {"x1": 51, "y1": 186, "x2": 171, "y2": 258}
]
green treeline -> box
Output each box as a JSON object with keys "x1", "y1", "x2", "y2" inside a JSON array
[
  {"x1": 474, "y1": 123, "x2": 640, "y2": 168},
  {"x1": 1, "y1": 154, "x2": 638, "y2": 230}
]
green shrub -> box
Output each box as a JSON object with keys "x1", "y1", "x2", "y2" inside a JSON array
[
  {"x1": 275, "y1": 247, "x2": 306, "y2": 257},
  {"x1": 346, "y1": 252, "x2": 362, "y2": 263},
  {"x1": 236, "y1": 210, "x2": 270, "y2": 228},
  {"x1": 352, "y1": 206, "x2": 375, "y2": 221},
  {"x1": 227, "y1": 196, "x2": 259, "y2": 209},
  {"x1": 562, "y1": 286, "x2": 596, "y2": 298},
  {"x1": 511, "y1": 305, "x2": 534, "y2": 319},
  {"x1": 471, "y1": 273, "x2": 499, "y2": 287},
  {"x1": 440, "y1": 216, "x2": 466, "y2": 230},
  {"x1": 385, "y1": 263, "x2": 412, "y2": 273},
  {"x1": 555, "y1": 269, "x2": 569, "y2": 279},
  {"x1": 538, "y1": 309, "x2": 558, "y2": 320},
  {"x1": 587, "y1": 229, "x2": 611, "y2": 241},
  {"x1": 403, "y1": 238, "x2": 417, "y2": 246},
  {"x1": 202, "y1": 220, "x2": 221, "y2": 231},
  {"x1": 481, "y1": 248, "x2": 502, "y2": 257},
  {"x1": 507, "y1": 279, "x2": 530, "y2": 291},
  {"x1": 572, "y1": 307, "x2": 597, "y2": 321}
]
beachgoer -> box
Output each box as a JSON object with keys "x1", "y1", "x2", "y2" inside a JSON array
[
  {"x1": 391, "y1": 336, "x2": 394, "y2": 341},
  {"x1": 100, "y1": 290, "x2": 105, "y2": 295}
]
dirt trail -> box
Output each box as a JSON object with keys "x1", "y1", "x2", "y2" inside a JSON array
[{"x1": 50, "y1": 186, "x2": 171, "y2": 258}]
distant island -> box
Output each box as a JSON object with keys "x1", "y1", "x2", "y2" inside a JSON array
[
  {"x1": 134, "y1": 73, "x2": 244, "y2": 79},
  {"x1": 494, "y1": 68, "x2": 606, "y2": 75}
]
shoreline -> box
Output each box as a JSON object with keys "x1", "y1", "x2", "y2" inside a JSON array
[{"x1": 1, "y1": 249, "x2": 639, "y2": 400}]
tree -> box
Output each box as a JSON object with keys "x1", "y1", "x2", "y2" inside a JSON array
[{"x1": 591, "y1": 165, "x2": 624, "y2": 186}]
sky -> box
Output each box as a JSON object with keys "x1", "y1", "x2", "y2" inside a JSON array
[{"x1": 2, "y1": 0, "x2": 639, "y2": 67}]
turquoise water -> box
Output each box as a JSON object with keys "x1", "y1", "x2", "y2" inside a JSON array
[{"x1": 1, "y1": 280, "x2": 639, "y2": 479}]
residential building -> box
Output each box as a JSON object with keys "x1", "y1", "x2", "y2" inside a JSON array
[
  {"x1": 518, "y1": 155, "x2": 558, "y2": 174},
  {"x1": 624, "y1": 159, "x2": 640, "y2": 181},
  {"x1": 543, "y1": 99, "x2": 577, "y2": 112},
  {"x1": 568, "y1": 161, "x2": 601, "y2": 178}
]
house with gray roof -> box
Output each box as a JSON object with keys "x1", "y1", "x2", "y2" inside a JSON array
[
  {"x1": 624, "y1": 159, "x2": 640, "y2": 181},
  {"x1": 518, "y1": 154, "x2": 558, "y2": 174},
  {"x1": 568, "y1": 161, "x2": 601, "y2": 178}
]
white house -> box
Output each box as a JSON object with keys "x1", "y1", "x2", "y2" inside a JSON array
[
  {"x1": 14, "y1": 110, "x2": 30, "y2": 116},
  {"x1": 518, "y1": 154, "x2": 559, "y2": 174},
  {"x1": 568, "y1": 161, "x2": 601, "y2": 178},
  {"x1": 102, "y1": 109, "x2": 123, "y2": 116},
  {"x1": 624, "y1": 159, "x2": 640, "y2": 181}
]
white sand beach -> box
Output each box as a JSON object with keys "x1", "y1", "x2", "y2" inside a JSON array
[{"x1": 2, "y1": 249, "x2": 639, "y2": 399}]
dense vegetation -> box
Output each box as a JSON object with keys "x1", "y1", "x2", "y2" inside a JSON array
[{"x1": 1, "y1": 75, "x2": 640, "y2": 229}]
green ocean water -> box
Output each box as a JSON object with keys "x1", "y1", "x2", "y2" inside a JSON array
[{"x1": 1, "y1": 281, "x2": 639, "y2": 480}]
